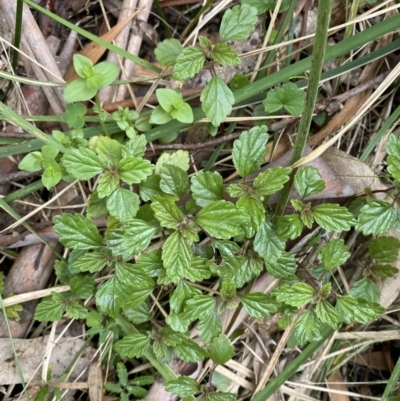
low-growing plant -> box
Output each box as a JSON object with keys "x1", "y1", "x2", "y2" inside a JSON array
[{"x1": 10, "y1": 1, "x2": 400, "y2": 399}]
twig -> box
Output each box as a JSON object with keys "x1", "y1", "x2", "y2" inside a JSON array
[{"x1": 0, "y1": 170, "x2": 41, "y2": 185}]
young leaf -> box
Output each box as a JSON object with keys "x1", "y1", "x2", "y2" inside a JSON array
[
  {"x1": 211, "y1": 43, "x2": 241, "y2": 66},
  {"x1": 106, "y1": 188, "x2": 140, "y2": 222},
  {"x1": 173, "y1": 46, "x2": 206, "y2": 81},
  {"x1": 239, "y1": 293, "x2": 277, "y2": 318},
  {"x1": 170, "y1": 101, "x2": 194, "y2": 124},
  {"x1": 312, "y1": 203, "x2": 355, "y2": 232},
  {"x1": 201, "y1": 76, "x2": 235, "y2": 127},
  {"x1": 263, "y1": 82, "x2": 305, "y2": 116},
  {"x1": 35, "y1": 296, "x2": 64, "y2": 322},
  {"x1": 150, "y1": 105, "x2": 172, "y2": 125},
  {"x1": 254, "y1": 221, "x2": 285, "y2": 261},
  {"x1": 219, "y1": 4, "x2": 258, "y2": 42},
  {"x1": 62, "y1": 147, "x2": 103, "y2": 180},
  {"x1": 159, "y1": 164, "x2": 189, "y2": 197},
  {"x1": 117, "y1": 157, "x2": 154, "y2": 185},
  {"x1": 318, "y1": 239, "x2": 350, "y2": 271},
  {"x1": 114, "y1": 333, "x2": 151, "y2": 358},
  {"x1": 165, "y1": 376, "x2": 200, "y2": 398},
  {"x1": 155, "y1": 150, "x2": 190, "y2": 173},
  {"x1": 64, "y1": 79, "x2": 96, "y2": 102},
  {"x1": 369, "y1": 236, "x2": 400, "y2": 263},
  {"x1": 19, "y1": 151, "x2": 43, "y2": 172},
  {"x1": 162, "y1": 231, "x2": 193, "y2": 283},
  {"x1": 232, "y1": 126, "x2": 269, "y2": 177},
  {"x1": 191, "y1": 171, "x2": 223, "y2": 207},
  {"x1": 294, "y1": 166, "x2": 326, "y2": 198},
  {"x1": 195, "y1": 200, "x2": 245, "y2": 239},
  {"x1": 294, "y1": 310, "x2": 322, "y2": 346},
  {"x1": 96, "y1": 136, "x2": 123, "y2": 167},
  {"x1": 197, "y1": 312, "x2": 222, "y2": 344},
  {"x1": 122, "y1": 135, "x2": 147, "y2": 159},
  {"x1": 97, "y1": 170, "x2": 120, "y2": 199},
  {"x1": 151, "y1": 197, "x2": 184, "y2": 229},
  {"x1": 253, "y1": 166, "x2": 291, "y2": 196},
  {"x1": 209, "y1": 334, "x2": 235, "y2": 365},
  {"x1": 42, "y1": 158, "x2": 62, "y2": 190},
  {"x1": 274, "y1": 283, "x2": 315, "y2": 307},
  {"x1": 350, "y1": 278, "x2": 380, "y2": 303},
  {"x1": 154, "y1": 38, "x2": 183, "y2": 66},
  {"x1": 315, "y1": 299, "x2": 340, "y2": 328},
  {"x1": 355, "y1": 200, "x2": 396, "y2": 235},
  {"x1": 53, "y1": 213, "x2": 102, "y2": 249},
  {"x1": 265, "y1": 251, "x2": 296, "y2": 278}
]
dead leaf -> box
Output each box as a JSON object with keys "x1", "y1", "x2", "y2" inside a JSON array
[{"x1": 326, "y1": 370, "x2": 350, "y2": 401}]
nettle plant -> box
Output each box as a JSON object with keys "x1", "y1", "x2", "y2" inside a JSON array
[{"x1": 15, "y1": 2, "x2": 400, "y2": 399}]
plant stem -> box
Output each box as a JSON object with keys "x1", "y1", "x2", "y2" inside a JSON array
[{"x1": 275, "y1": 0, "x2": 333, "y2": 216}]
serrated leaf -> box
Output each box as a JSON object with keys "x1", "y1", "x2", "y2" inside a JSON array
[
  {"x1": 182, "y1": 294, "x2": 216, "y2": 321},
  {"x1": 265, "y1": 251, "x2": 296, "y2": 278},
  {"x1": 237, "y1": 196, "x2": 265, "y2": 236},
  {"x1": 170, "y1": 280, "x2": 201, "y2": 314},
  {"x1": 160, "y1": 164, "x2": 189, "y2": 196},
  {"x1": 239, "y1": 292, "x2": 277, "y2": 318},
  {"x1": 175, "y1": 337, "x2": 208, "y2": 362},
  {"x1": 201, "y1": 76, "x2": 235, "y2": 127},
  {"x1": 209, "y1": 334, "x2": 234, "y2": 365},
  {"x1": 232, "y1": 126, "x2": 269, "y2": 177},
  {"x1": 226, "y1": 183, "x2": 249, "y2": 198},
  {"x1": 336, "y1": 295, "x2": 384, "y2": 324},
  {"x1": 253, "y1": 166, "x2": 291, "y2": 196},
  {"x1": 369, "y1": 236, "x2": 400, "y2": 263},
  {"x1": 35, "y1": 297, "x2": 64, "y2": 322},
  {"x1": 65, "y1": 300, "x2": 88, "y2": 319},
  {"x1": 117, "y1": 157, "x2": 154, "y2": 185},
  {"x1": 263, "y1": 82, "x2": 305, "y2": 116},
  {"x1": 318, "y1": 239, "x2": 350, "y2": 271},
  {"x1": 211, "y1": 43, "x2": 241, "y2": 66},
  {"x1": 154, "y1": 38, "x2": 183, "y2": 66},
  {"x1": 242, "y1": 0, "x2": 291, "y2": 13},
  {"x1": 369, "y1": 264, "x2": 398, "y2": 280},
  {"x1": 53, "y1": 213, "x2": 102, "y2": 249},
  {"x1": 87, "y1": 191, "x2": 108, "y2": 218},
  {"x1": 62, "y1": 147, "x2": 103, "y2": 180},
  {"x1": 173, "y1": 46, "x2": 206, "y2": 81},
  {"x1": 195, "y1": 200, "x2": 245, "y2": 239},
  {"x1": 162, "y1": 231, "x2": 193, "y2": 283},
  {"x1": 166, "y1": 312, "x2": 191, "y2": 332},
  {"x1": 97, "y1": 170, "x2": 120, "y2": 198},
  {"x1": 386, "y1": 133, "x2": 400, "y2": 180},
  {"x1": 275, "y1": 283, "x2": 315, "y2": 307},
  {"x1": 294, "y1": 310, "x2": 321, "y2": 346},
  {"x1": 106, "y1": 188, "x2": 140, "y2": 221},
  {"x1": 96, "y1": 136, "x2": 123, "y2": 166},
  {"x1": 151, "y1": 197, "x2": 184, "y2": 229},
  {"x1": 204, "y1": 393, "x2": 237, "y2": 401},
  {"x1": 276, "y1": 214, "x2": 303, "y2": 240},
  {"x1": 95, "y1": 276, "x2": 120, "y2": 317},
  {"x1": 187, "y1": 256, "x2": 211, "y2": 282},
  {"x1": 219, "y1": 4, "x2": 258, "y2": 42},
  {"x1": 315, "y1": 299, "x2": 340, "y2": 328},
  {"x1": 191, "y1": 171, "x2": 223, "y2": 207},
  {"x1": 165, "y1": 376, "x2": 200, "y2": 397},
  {"x1": 69, "y1": 275, "x2": 95, "y2": 299},
  {"x1": 197, "y1": 312, "x2": 223, "y2": 344},
  {"x1": 114, "y1": 333, "x2": 151, "y2": 358},
  {"x1": 212, "y1": 239, "x2": 241, "y2": 258},
  {"x1": 350, "y1": 278, "x2": 380, "y2": 303},
  {"x1": 355, "y1": 200, "x2": 396, "y2": 235},
  {"x1": 106, "y1": 220, "x2": 157, "y2": 260},
  {"x1": 312, "y1": 203, "x2": 355, "y2": 232},
  {"x1": 155, "y1": 150, "x2": 190, "y2": 174},
  {"x1": 254, "y1": 221, "x2": 285, "y2": 261},
  {"x1": 122, "y1": 135, "x2": 147, "y2": 159},
  {"x1": 294, "y1": 166, "x2": 325, "y2": 198}
]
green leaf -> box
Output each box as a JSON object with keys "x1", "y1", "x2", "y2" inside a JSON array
[
  {"x1": 237, "y1": 196, "x2": 265, "y2": 235},
  {"x1": 242, "y1": 0, "x2": 291, "y2": 13},
  {"x1": 175, "y1": 337, "x2": 208, "y2": 362},
  {"x1": 191, "y1": 171, "x2": 223, "y2": 207},
  {"x1": 93, "y1": 61, "x2": 120, "y2": 87},
  {"x1": 122, "y1": 135, "x2": 147, "y2": 159},
  {"x1": 350, "y1": 278, "x2": 380, "y2": 303},
  {"x1": 106, "y1": 220, "x2": 157, "y2": 260},
  {"x1": 62, "y1": 147, "x2": 103, "y2": 180},
  {"x1": 97, "y1": 171, "x2": 120, "y2": 198},
  {"x1": 42, "y1": 158, "x2": 62, "y2": 190},
  {"x1": 74, "y1": 54, "x2": 95, "y2": 78},
  {"x1": 114, "y1": 333, "x2": 151, "y2": 358},
  {"x1": 318, "y1": 239, "x2": 350, "y2": 271},
  {"x1": 254, "y1": 221, "x2": 284, "y2": 261},
  {"x1": 73, "y1": 251, "x2": 110, "y2": 273},
  {"x1": 265, "y1": 251, "x2": 296, "y2": 278},
  {"x1": 232, "y1": 126, "x2": 269, "y2": 177},
  {"x1": 106, "y1": 188, "x2": 140, "y2": 221},
  {"x1": 315, "y1": 300, "x2": 340, "y2": 328},
  {"x1": 201, "y1": 76, "x2": 235, "y2": 127},
  {"x1": 62, "y1": 102, "x2": 87, "y2": 129},
  {"x1": 53, "y1": 213, "x2": 102, "y2": 249},
  {"x1": 19, "y1": 151, "x2": 43, "y2": 172},
  {"x1": 239, "y1": 292, "x2": 277, "y2": 318},
  {"x1": 336, "y1": 295, "x2": 384, "y2": 324},
  {"x1": 95, "y1": 276, "x2": 120, "y2": 316},
  {"x1": 165, "y1": 376, "x2": 200, "y2": 397},
  {"x1": 226, "y1": 183, "x2": 249, "y2": 198},
  {"x1": 162, "y1": 231, "x2": 193, "y2": 283},
  {"x1": 173, "y1": 46, "x2": 206, "y2": 81},
  {"x1": 355, "y1": 200, "x2": 396, "y2": 235},
  {"x1": 195, "y1": 200, "x2": 245, "y2": 239},
  {"x1": 117, "y1": 157, "x2": 154, "y2": 185},
  {"x1": 157, "y1": 89, "x2": 181, "y2": 113},
  {"x1": 229, "y1": 73, "x2": 250, "y2": 91},
  {"x1": 386, "y1": 133, "x2": 400, "y2": 180},
  {"x1": 312, "y1": 203, "x2": 355, "y2": 232},
  {"x1": 87, "y1": 191, "x2": 108, "y2": 218},
  {"x1": 170, "y1": 101, "x2": 194, "y2": 124},
  {"x1": 253, "y1": 166, "x2": 291, "y2": 196},
  {"x1": 275, "y1": 283, "x2": 315, "y2": 307},
  {"x1": 219, "y1": 4, "x2": 258, "y2": 42},
  {"x1": 369, "y1": 264, "x2": 398, "y2": 280},
  {"x1": 369, "y1": 236, "x2": 400, "y2": 263},
  {"x1": 211, "y1": 43, "x2": 241, "y2": 66},
  {"x1": 150, "y1": 105, "x2": 172, "y2": 125},
  {"x1": 294, "y1": 166, "x2": 325, "y2": 198},
  {"x1": 154, "y1": 38, "x2": 183, "y2": 66},
  {"x1": 182, "y1": 294, "x2": 216, "y2": 321},
  {"x1": 202, "y1": 393, "x2": 237, "y2": 401},
  {"x1": 151, "y1": 197, "x2": 184, "y2": 229},
  {"x1": 155, "y1": 150, "x2": 190, "y2": 174},
  {"x1": 197, "y1": 312, "x2": 222, "y2": 344},
  {"x1": 186, "y1": 256, "x2": 211, "y2": 282},
  {"x1": 65, "y1": 300, "x2": 88, "y2": 319},
  {"x1": 96, "y1": 136, "x2": 123, "y2": 167},
  {"x1": 160, "y1": 164, "x2": 189, "y2": 196},
  {"x1": 64, "y1": 78, "x2": 96, "y2": 102},
  {"x1": 276, "y1": 214, "x2": 303, "y2": 240},
  {"x1": 263, "y1": 82, "x2": 305, "y2": 116},
  {"x1": 170, "y1": 280, "x2": 201, "y2": 313},
  {"x1": 209, "y1": 334, "x2": 235, "y2": 365},
  {"x1": 69, "y1": 275, "x2": 95, "y2": 299},
  {"x1": 294, "y1": 310, "x2": 321, "y2": 346},
  {"x1": 166, "y1": 312, "x2": 190, "y2": 333},
  {"x1": 35, "y1": 296, "x2": 64, "y2": 322}
]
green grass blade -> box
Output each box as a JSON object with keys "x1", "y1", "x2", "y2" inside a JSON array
[{"x1": 382, "y1": 352, "x2": 400, "y2": 400}]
